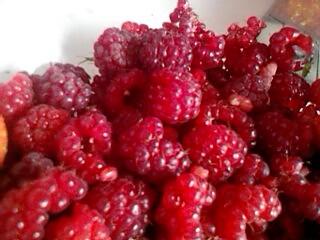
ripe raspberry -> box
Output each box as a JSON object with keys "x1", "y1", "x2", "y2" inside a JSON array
[
  {"x1": 183, "y1": 124, "x2": 247, "y2": 183},
  {"x1": 33, "y1": 63, "x2": 92, "y2": 112},
  {"x1": 269, "y1": 27, "x2": 313, "y2": 72},
  {"x1": 139, "y1": 28, "x2": 192, "y2": 71},
  {"x1": 155, "y1": 167, "x2": 216, "y2": 240},
  {"x1": 310, "y1": 78, "x2": 320, "y2": 107},
  {"x1": 83, "y1": 176, "x2": 155, "y2": 240},
  {"x1": 94, "y1": 28, "x2": 139, "y2": 75},
  {"x1": 256, "y1": 111, "x2": 313, "y2": 157},
  {"x1": 121, "y1": 21, "x2": 149, "y2": 34},
  {"x1": 12, "y1": 104, "x2": 69, "y2": 155},
  {"x1": 269, "y1": 72, "x2": 310, "y2": 112},
  {"x1": 55, "y1": 110, "x2": 117, "y2": 183},
  {"x1": 101, "y1": 69, "x2": 146, "y2": 117},
  {"x1": 231, "y1": 154, "x2": 270, "y2": 185},
  {"x1": 0, "y1": 168, "x2": 87, "y2": 240},
  {"x1": 141, "y1": 68, "x2": 202, "y2": 124},
  {"x1": 0, "y1": 115, "x2": 8, "y2": 166},
  {"x1": 45, "y1": 203, "x2": 110, "y2": 240},
  {"x1": 195, "y1": 102, "x2": 257, "y2": 147},
  {"x1": 0, "y1": 72, "x2": 33, "y2": 121},
  {"x1": 210, "y1": 184, "x2": 281, "y2": 239},
  {"x1": 117, "y1": 117, "x2": 190, "y2": 182},
  {"x1": 225, "y1": 42, "x2": 270, "y2": 76}
]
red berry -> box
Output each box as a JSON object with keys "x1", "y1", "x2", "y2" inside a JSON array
[
  {"x1": 256, "y1": 111, "x2": 313, "y2": 157},
  {"x1": 270, "y1": 155, "x2": 306, "y2": 177},
  {"x1": 183, "y1": 124, "x2": 247, "y2": 183},
  {"x1": 0, "y1": 168, "x2": 87, "y2": 240},
  {"x1": 94, "y1": 28, "x2": 139, "y2": 75},
  {"x1": 139, "y1": 28, "x2": 192, "y2": 71},
  {"x1": 121, "y1": 21, "x2": 149, "y2": 34},
  {"x1": 55, "y1": 110, "x2": 116, "y2": 183},
  {"x1": 33, "y1": 63, "x2": 92, "y2": 112},
  {"x1": 12, "y1": 104, "x2": 69, "y2": 155},
  {"x1": 45, "y1": 203, "x2": 110, "y2": 240},
  {"x1": 269, "y1": 72, "x2": 310, "y2": 112},
  {"x1": 231, "y1": 154, "x2": 270, "y2": 185},
  {"x1": 155, "y1": 167, "x2": 216, "y2": 239},
  {"x1": 141, "y1": 68, "x2": 202, "y2": 124},
  {"x1": 117, "y1": 117, "x2": 190, "y2": 182},
  {"x1": 210, "y1": 184, "x2": 281, "y2": 239},
  {"x1": 269, "y1": 27, "x2": 313, "y2": 72},
  {"x1": 83, "y1": 176, "x2": 155, "y2": 240},
  {"x1": 0, "y1": 73, "x2": 34, "y2": 121},
  {"x1": 195, "y1": 102, "x2": 257, "y2": 148}
]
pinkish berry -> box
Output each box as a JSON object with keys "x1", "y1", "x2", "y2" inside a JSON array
[
  {"x1": 33, "y1": 63, "x2": 92, "y2": 112},
  {"x1": 45, "y1": 203, "x2": 110, "y2": 240},
  {"x1": 231, "y1": 154, "x2": 270, "y2": 185},
  {"x1": 0, "y1": 72, "x2": 34, "y2": 121},
  {"x1": 12, "y1": 104, "x2": 69, "y2": 155},
  {"x1": 117, "y1": 117, "x2": 190, "y2": 182},
  {"x1": 121, "y1": 21, "x2": 149, "y2": 34},
  {"x1": 142, "y1": 68, "x2": 202, "y2": 124},
  {"x1": 269, "y1": 27, "x2": 313, "y2": 71},
  {"x1": 183, "y1": 124, "x2": 247, "y2": 183},
  {"x1": 269, "y1": 72, "x2": 310, "y2": 112},
  {"x1": 195, "y1": 102, "x2": 257, "y2": 148},
  {"x1": 55, "y1": 110, "x2": 116, "y2": 183},
  {"x1": 155, "y1": 167, "x2": 216, "y2": 240},
  {"x1": 0, "y1": 168, "x2": 87, "y2": 240},
  {"x1": 94, "y1": 28, "x2": 139, "y2": 75},
  {"x1": 139, "y1": 28, "x2": 192, "y2": 71},
  {"x1": 83, "y1": 176, "x2": 155, "y2": 240}
]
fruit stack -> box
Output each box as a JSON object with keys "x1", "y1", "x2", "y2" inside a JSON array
[{"x1": 0, "y1": 0, "x2": 319, "y2": 239}]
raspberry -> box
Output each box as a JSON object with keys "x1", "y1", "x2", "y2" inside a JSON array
[
  {"x1": 141, "y1": 68, "x2": 202, "y2": 124},
  {"x1": 33, "y1": 63, "x2": 92, "y2": 112},
  {"x1": 210, "y1": 184, "x2": 281, "y2": 239},
  {"x1": 0, "y1": 72, "x2": 33, "y2": 121},
  {"x1": 256, "y1": 111, "x2": 313, "y2": 157},
  {"x1": 12, "y1": 104, "x2": 69, "y2": 155},
  {"x1": 83, "y1": 176, "x2": 155, "y2": 240},
  {"x1": 121, "y1": 21, "x2": 149, "y2": 34},
  {"x1": 101, "y1": 69, "x2": 146, "y2": 117},
  {"x1": 269, "y1": 72, "x2": 310, "y2": 112},
  {"x1": 310, "y1": 78, "x2": 320, "y2": 107},
  {"x1": 231, "y1": 154, "x2": 270, "y2": 185},
  {"x1": 195, "y1": 102, "x2": 257, "y2": 148},
  {"x1": 55, "y1": 110, "x2": 117, "y2": 183},
  {"x1": 94, "y1": 28, "x2": 139, "y2": 75},
  {"x1": 0, "y1": 115, "x2": 8, "y2": 166},
  {"x1": 269, "y1": 27, "x2": 313, "y2": 72},
  {"x1": 183, "y1": 124, "x2": 247, "y2": 183},
  {"x1": 117, "y1": 117, "x2": 190, "y2": 182},
  {"x1": 0, "y1": 168, "x2": 87, "y2": 240},
  {"x1": 139, "y1": 28, "x2": 192, "y2": 71},
  {"x1": 270, "y1": 155, "x2": 306, "y2": 177},
  {"x1": 45, "y1": 203, "x2": 110, "y2": 240},
  {"x1": 155, "y1": 167, "x2": 216, "y2": 239},
  {"x1": 225, "y1": 42, "x2": 270, "y2": 76}
]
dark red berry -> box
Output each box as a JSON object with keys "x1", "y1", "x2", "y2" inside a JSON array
[
  {"x1": 83, "y1": 176, "x2": 155, "y2": 240},
  {"x1": 55, "y1": 110, "x2": 116, "y2": 183},
  {"x1": 117, "y1": 117, "x2": 190, "y2": 182},
  {"x1": 183, "y1": 124, "x2": 247, "y2": 183},
  {"x1": 45, "y1": 203, "x2": 110, "y2": 240},
  {"x1": 141, "y1": 68, "x2": 202, "y2": 124},
  {"x1": 0, "y1": 73, "x2": 34, "y2": 121},
  {"x1": 269, "y1": 27, "x2": 313, "y2": 72},
  {"x1": 33, "y1": 63, "x2": 92, "y2": 112},
  {"x1": 12, "y1": 104, "x2": 69, "y2": 155}
]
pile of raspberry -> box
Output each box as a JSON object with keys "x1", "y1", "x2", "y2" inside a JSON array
[{"x1": 1, "y1": 0, "x2": 319, "y2": 239}]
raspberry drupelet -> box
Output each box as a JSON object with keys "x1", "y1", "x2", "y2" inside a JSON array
[
  {"x1": 55, "y1": 110, "x2": 117, "y2": 183},
  {"x1": 0, "y1": 168, "x2": 87, "y2": 240},
  {"x1": 33, "y1": 63, "x2": 92, "y2": 112},
  {"x1": 83, "y1": 176, "x2": 155, "y2": 240},
  {"x1": 183, "y1": 124, "x2": 248, "y2": 183},
  {"x1": 12, "y1": 104, "x2": 69, "y2": 156},
  {"x1": 117, "y1": 117, "x2": 190, "y2": 182}
]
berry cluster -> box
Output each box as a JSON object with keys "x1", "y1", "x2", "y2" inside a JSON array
[{"x1": 0, "y1": 0, "x2": 319, "y2": 239}]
